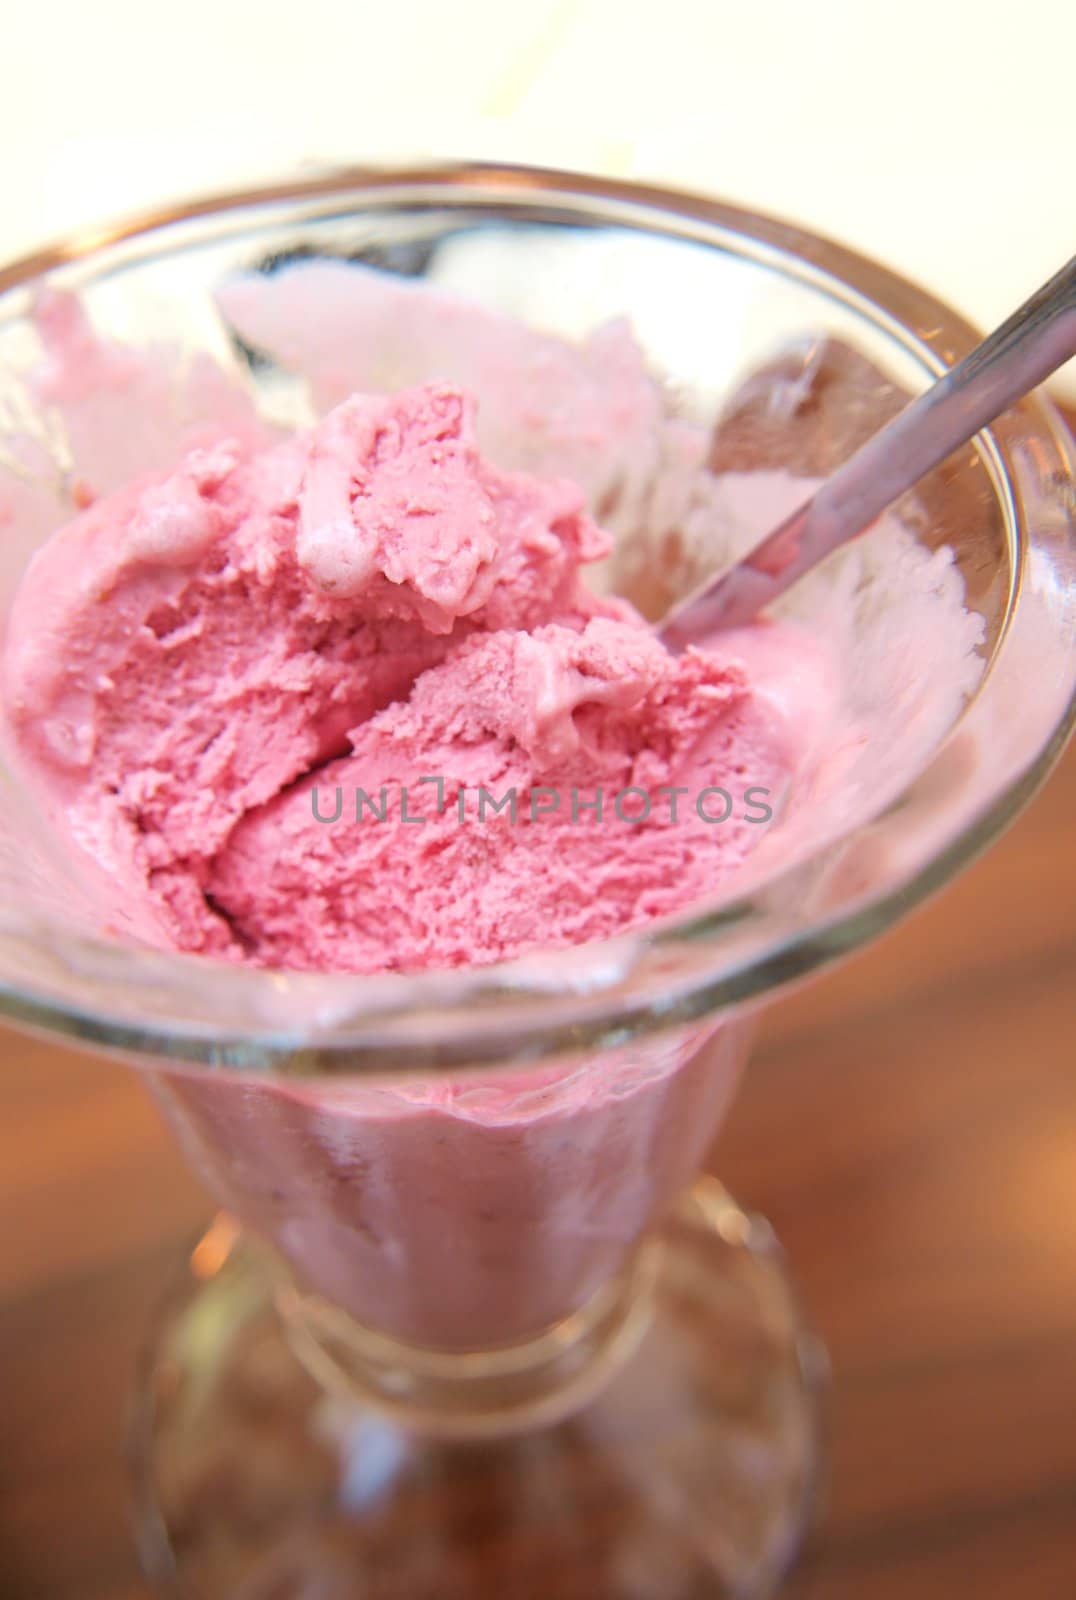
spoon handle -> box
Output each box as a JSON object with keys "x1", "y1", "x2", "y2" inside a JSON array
[{"x1": 660, "y1": 255, "x2": 1076, "y2": 648}]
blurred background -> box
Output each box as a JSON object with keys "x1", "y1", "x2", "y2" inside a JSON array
[
  {"x1": 2, "y1": 6, "x2": 1075, "y2": 1598},
  {"x1": 3, "y1": 0, "x2": 1075, "y2": 394}
]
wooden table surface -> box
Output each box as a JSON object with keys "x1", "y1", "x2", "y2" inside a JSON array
[{"x1": 1, "y1": 736, "x2": 1074, "y2": 1600}]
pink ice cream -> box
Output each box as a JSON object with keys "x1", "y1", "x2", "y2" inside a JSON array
[
  {"x1": 3, "y1": 276, "x2": 972, "y2": 1353},
  {"x1": 2, "y1": 379, "x2": 810, "y2": 972}
]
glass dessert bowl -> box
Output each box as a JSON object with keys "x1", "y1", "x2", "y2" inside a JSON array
[{"x1": 0, "y1": 164, "x2": 1073, "y2": 1600}]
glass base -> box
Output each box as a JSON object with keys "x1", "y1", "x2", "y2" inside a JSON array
[{"x1": 130, "y1": 1180, "x2": 827, "y2": 1599}]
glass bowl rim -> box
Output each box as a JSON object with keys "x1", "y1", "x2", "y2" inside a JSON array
[{"x1": 0, "y1": 159, "x2": 1073, "y2": 1078}]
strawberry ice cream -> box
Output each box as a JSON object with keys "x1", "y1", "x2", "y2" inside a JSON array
[
  {"x1": 2, "y1": 378, "x2": 816, "y2": 973},
  {"x1": 0, "y1": 271, "x2": 983, "y2": 1352}
]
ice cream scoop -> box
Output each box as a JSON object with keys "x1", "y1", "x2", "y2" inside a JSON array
[{"x1": 660, "y1": 254, "x2": 1076, "y2": 646}]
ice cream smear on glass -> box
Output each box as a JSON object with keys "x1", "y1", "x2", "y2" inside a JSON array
[{"x1": 0, "y1": 264, "x2": 985, "y2": 1347}]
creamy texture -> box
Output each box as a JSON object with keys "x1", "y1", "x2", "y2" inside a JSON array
[
  {"x1": 3, "y1": 378, "x2": 815, "y2": 971},
  {"x1": 212, "y1": 614, "x2": 809, "y2": 970}
]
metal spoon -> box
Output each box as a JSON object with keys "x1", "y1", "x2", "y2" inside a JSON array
[{"x1": 659, "y1": 254, "x2": 1076, "y2": 650}]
